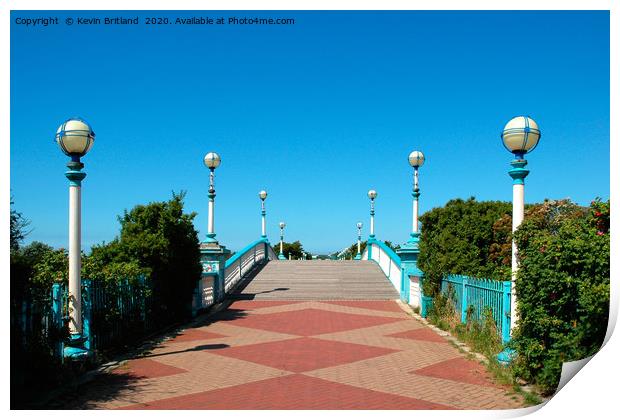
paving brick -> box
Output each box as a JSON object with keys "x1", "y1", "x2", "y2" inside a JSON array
[{"x1": 53, "y1": 265, "x2": 525, "y2": 410}]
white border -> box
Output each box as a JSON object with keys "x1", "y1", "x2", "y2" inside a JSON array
[{"x1": 3, "y1": 2, "x2": 616, "y2": 419}]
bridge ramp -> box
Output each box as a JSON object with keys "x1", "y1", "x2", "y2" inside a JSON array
[{"x1": 233, "y1": 260, "x2": 399, "y2": 300}]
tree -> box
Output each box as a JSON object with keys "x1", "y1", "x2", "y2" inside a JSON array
[
  {"x1": 417, "y1": 197, "x2": 512, "y2": 295},
  {"x1": 272, "y1": 240, "x2": 306, "y2": 259},
  {"x1": 114, "y1": 191, "x2": 202, "y2": 324},
  {"x1": 341, "y1": 240, "x2": 367, "y2": 259},
  {"x1": 10, "y1": 196, "x2": 30, "y2": 251}
]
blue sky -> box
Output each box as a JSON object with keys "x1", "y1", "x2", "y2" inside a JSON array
[{"x1": 10, "y1": 10, "x2": 609, "y2": 254}]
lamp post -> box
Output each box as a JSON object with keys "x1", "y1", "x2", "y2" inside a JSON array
[
  {"x1": 259, "y1": 190, "x2": 268, "y2": 238},
  {"x1": 55, "y1": 118, "x2": 94, "y2": 338},
  {"x1": 354, "y1": 222, "x2": 363, "y2": 260},
  {"x1": 198, "y1": 151, "x2": 230, "y2": 308},
  {"x1": 278, "y1": 221, "x2": 286, "y2": 260},
  {"x1": 501, "y1": 116, "x2": 541, "y2": 336},
  {"x1": 203, "y1": 152, "x2": 221, "y2": 243},
  {"x1": 367, "y1": 190, "x2": 377, "y2": 238},
  {"x1": 397, "y1": 151, "x2": 426, "y2": 307},
  {"x1": 406, "y1": 151, "x2": 425, "y2": 245}
]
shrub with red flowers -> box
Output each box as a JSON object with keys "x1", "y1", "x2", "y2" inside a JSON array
[{"x1": 511, "y1": 198, "x2": 610, "y2": 395}]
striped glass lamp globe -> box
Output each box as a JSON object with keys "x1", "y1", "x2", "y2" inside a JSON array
[
  {"x1": 203, "y1": 152, "x2": 221, "y2": 169},
  {"x1": 259, "y1": 190, "x2": 268, "y2": 200},
  {"x1": 356, "y1": 222, "x2": 363, "y2": 229},
  {"x1": 367, "y1": 189, "x2": 377, "y2": 199},
  {"x1": 408, "y1": 150, "x2": 425, "y2": 167},
  {"x1": 55, "y1": 118, "x2": 95, "y2": 157},
  {"x1": 501, "y1": 116, "x2": 541, "y2": 155}
]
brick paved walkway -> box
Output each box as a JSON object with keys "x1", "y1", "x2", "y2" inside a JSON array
[{"x1": 59, "y1": 299, "x2": 524, "y2": 410}]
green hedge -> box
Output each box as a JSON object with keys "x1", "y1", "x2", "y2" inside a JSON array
[
  {"x1": 417, "y1": 197, "x2": 610, "y2": 395},
  {"x1": 511, "y1": 199, "x2": 610, "y2": 395},
  {"x1": 417, "y1": 197, "x2": 512, "y2": 295}
]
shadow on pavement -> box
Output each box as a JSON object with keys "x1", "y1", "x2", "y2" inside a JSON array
[{"x1": 137, "y1": 343, "x2": 229, "y2": 359}]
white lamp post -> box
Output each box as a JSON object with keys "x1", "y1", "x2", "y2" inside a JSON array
[
  {"x1": 278, "y1": 222, "x2": 286, "y2": 260},
  {"x1": 407, "y1": 151, "x2": 425, "y2": 245},
  {"x1": 259, "y1": 190, "x2": 268, "y2": 238},
  {"x1": 203, "y1": 152, "x2": 221, "y2": 243},
  {"x1": 55, "y1": 118, "x2": 95, "y2": 337},
  {"x1": 501, "y1": 116, "x2": 541, "y2": 336},
  {"x1": 367, "y1": 189, "x2": 377, "y2": 238},
  {"x1": 354, "y1": 222, "x2": 363, "y2": 260}
]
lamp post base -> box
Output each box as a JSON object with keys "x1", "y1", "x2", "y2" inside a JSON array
[
  {"x1": 354, "y1": 253, "x2": 362, "y2": 260},
  {"x1": 497, "y1": 348, "x2": 516, "y2": 365},
  {"x1": 204, "y1": 233, "x2": 218, "y2": 244},
  {"x1": 63, "y1": 333, "x2": 92, "y2": 360},
  {"x1": 278, "y1": 253, "x2": 286, "y2": 260},
  {"x1": 397, "y1": 234, "x2": 423, "y2": 306},
  {"x1": 198, "y1": 242, "x2": 231, "y2": 309}
]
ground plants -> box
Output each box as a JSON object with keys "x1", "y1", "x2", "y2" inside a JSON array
[{"x1": 510, "y1": 199, "x2": 610, "y2": 395}]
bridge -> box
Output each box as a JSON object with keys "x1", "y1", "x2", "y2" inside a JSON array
[
  {"x1": 50, "y1": 236, "x2": 523, "y2": 409},
  {"x1": 49, "y1": 123, "x2": 529, "y2": 409}
]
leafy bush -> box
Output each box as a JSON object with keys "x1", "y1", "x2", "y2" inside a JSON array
[
  {"x1": 111, "y1": 191, "x2": 202, "y2": 326},
  {"x1": 418, "y1": 198, "x2": 512, "y2": 295},
  {"x1": 272, "y1": 240, "x2": 308, "y2": 259},
  {"x1": 511, "y1": 199, "x2": 610, "y2": 395}
]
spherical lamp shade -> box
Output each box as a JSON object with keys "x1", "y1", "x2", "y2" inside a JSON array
[
  {"x1": 259, "y1": 190, "x2": 268, "y2": 200},
  {"x1": 55, "y1": 118, "x2": 95, "y2": 157},
  {"x1": 357, "y1": 222, "x2": 363, "y2": 229},
  {"x1": 408, "y1": 150, "x2": 425, "y2": 167},
  {"x1": 203, "y1": 152, "x2": 221, "y2": 169},
  {"x1": 279, "y1": 222, "x2": 286, "y2": 229},
  {"x1": 367, "y1": 189, "x2": 377, "y2": 199},
  {"x1": 501, "y1": 116, "x2": 541, "y2": 155}
]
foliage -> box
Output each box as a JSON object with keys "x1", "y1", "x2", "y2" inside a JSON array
[
  {"x1": 272, "y1": 240, "x2": 308, "y2": 259},
  {"x1": 10, "y1": 196, "x2": 30, "y2": 251},
  {"x1": 383, "y1": 240, "x2": 401, "y2": 252},
  {"x1": 341, "y1": 240, "x2": 367, "y2": 259},
  {"x1": 427, "y1": 286, "x2": 541, "y2": 406},
  {"x1": 510, "y1": 199, "x2": 609, "y2": 395},
  {"x1": 417, "y1": 198, "x2": 512, "y2": 295},
  {"x1": 113, "y1": 191, "x2": 202, "y2": 325}
]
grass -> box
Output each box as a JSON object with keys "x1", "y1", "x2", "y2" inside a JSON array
[{"x1": 425, "y1": 294, "x2": 543, "y2": 407}]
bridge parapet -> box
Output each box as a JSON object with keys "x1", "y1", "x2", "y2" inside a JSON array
[
  {"x1": 224, "y1": 238, "x2": 277, "y2": 292},
  {"x1": 362, "y1": 238, "x2": 422, "y2": 310},
  {"x1": 193, "y1": 237, "x2": 276, "y2": 315}
]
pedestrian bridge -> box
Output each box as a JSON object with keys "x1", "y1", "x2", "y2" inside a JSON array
[
  {"x1": 194, "y1": 236, "x2": 423, "y2": 313},
  {"x1": 232, "y1": 260, "x2": 399, "y2": 301},
  {"x1": 59, "y1": 237, "x2": 523, "y2": 410}
]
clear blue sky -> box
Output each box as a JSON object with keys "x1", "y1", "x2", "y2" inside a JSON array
[{"x1": 10, "y1": 10, "x2": 609, "y2": 254}]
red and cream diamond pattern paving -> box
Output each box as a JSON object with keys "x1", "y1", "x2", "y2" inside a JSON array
[{"x1": 53, "y1": 300, "x2": 524, "y2": 410}]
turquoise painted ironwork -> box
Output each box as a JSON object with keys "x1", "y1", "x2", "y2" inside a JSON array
[
  {"x1": 51, "y1": 284, "x2": 64, "y2": 360},
  {"x1": 224, "y1": 237, "x2": 271, "y2": 269},
  {"x1": 65, "y1": 157, "x2": 86, "y2": 186},
  {"x1": 441, "y1": 274, "x2": 511, "y2": 343},
  {"x1": 54, "y1": 276, "x2": 153, "y2": 360},
  {"x1": 509, "y1": 159, "x2": 529, "y2": 185},
  {"x1": 363, "y1": 238, "x2": 417, "y2": 305}
]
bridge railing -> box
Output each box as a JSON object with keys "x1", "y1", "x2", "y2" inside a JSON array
[
  {"x1": 442, "y1": 274, "x2": 511, "y2": 343},
  {"x1": 224, "y1": 238, "x2": 277, "y2": 293},
  {"x1": 361, "y1": 238, "x2": 403, "y2": 294}
]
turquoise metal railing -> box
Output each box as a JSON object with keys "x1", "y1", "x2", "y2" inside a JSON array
[
  {"x1": 442, "y1": 274, "x2": 511, "y2": 343},
  {"x1": 53, "y1": 276, "x2": 153, "y2": 355}
]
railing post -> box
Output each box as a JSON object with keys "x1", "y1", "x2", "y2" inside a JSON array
[
  {"x1": 501, "y1": 280, "x2": 512, "y2": 344},
  {"x1": 461, "y1": 276, "x2": 468, "y2": 324},
  {"x1": 82, "y1": 279, "x2": 92, "y2": 353},
  {"x1": 51, "y1": 284, "x2": 64, "y2": 360}
]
